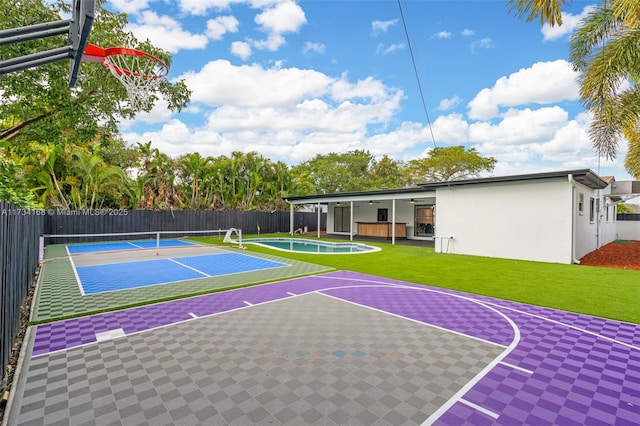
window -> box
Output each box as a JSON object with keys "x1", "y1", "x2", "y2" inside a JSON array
[
  {"x1": 377, "y1": 208, "x2": 388, "y2": 222},
  {"x1": 606, "y1": 203, "x2": 610, "y2": 222},
  {"x1": 578, "y1": 193, "x2": 584, "y2": 215},
  {"x1": 589, "y1": 197, "x2": 595, "y2": 222}
]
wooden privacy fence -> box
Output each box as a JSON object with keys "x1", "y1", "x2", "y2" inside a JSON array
[
  {"x1": 44, "y1": 209, "x2": 326, "y2": 243},
  {"x1": 0, "y1": 202, "x2": 44, "y2": 377}
]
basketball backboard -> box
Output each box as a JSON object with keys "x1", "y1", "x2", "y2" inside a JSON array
[
  {"x1": 68, "y1": 0, "x2": 95, "y2": 87},
  {"x1": 0, "y1": 0, "x2": 94, "y2": 87}
]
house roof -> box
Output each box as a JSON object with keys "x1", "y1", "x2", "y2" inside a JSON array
[
  {"x1": 285, "y1": 186, "x2": 435, "y2": 202},
  {"x1": 417, "y1": 169, "x2": 609, "y2": 190},
  {"x1": 285, "y1": 169, "x2": 609, "y2": 203}
]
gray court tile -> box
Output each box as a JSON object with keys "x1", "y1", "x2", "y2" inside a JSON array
[{"x1": 10, "y1": 292, "x2": 502, "y2": 425}]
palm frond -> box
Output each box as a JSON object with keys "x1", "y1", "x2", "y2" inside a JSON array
[
  {"x1": 623, "y1": 124, "x2": 640, "y2": 178},
  {"x1": 507, "y1": 0, "x2": 568, "y2": 26},
  {"x1": 612, "y1": 0, "x2": 640, "y2": 29}
]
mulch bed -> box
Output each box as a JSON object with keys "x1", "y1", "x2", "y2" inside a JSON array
[{"x1": 579, "y1": 240, "x2": 640, "y2": 270}]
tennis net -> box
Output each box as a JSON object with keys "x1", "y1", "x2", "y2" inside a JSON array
[{"x1": 39, "y1": 228, "x2": 242, "y2": 263}]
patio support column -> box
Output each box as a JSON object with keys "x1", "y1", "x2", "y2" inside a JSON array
[
  {"x1": 350, "y1": 201, "x2": 354, "y2": 241},
  {"x1": 317, "y1": 202, "x2": 321, "y2": 238},
  {"x1": 391, "y1": 199, "x2": 396, "y2": 245},
  {"x1": 289, "y1": 202, "x2": 294, "y2": 236}
]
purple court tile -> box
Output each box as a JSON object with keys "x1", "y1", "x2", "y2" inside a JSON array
[{"x1": 30, "y1": 270, "x2": 640, "y2": 425}]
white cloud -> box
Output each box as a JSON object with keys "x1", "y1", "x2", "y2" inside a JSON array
[
  {"x1": 372, "y1": 19, "x2": 398, "y2": 35},
  {"x1": 437, "y1": 96, "x2": 462, "y2": 111},
  {"x1": 180, "y1": 60, "x2": 334, "y2": 107},
  {"x1": 376, "y1": 42, "x2": 405, "y2": 55},
  {"x1": 432, "y1": 31, "x2": 452, "y2": 39},
  {"x1": 206, "y1": 15, "x2": 240, "y2": 40},
  {"x1": 178, "y1": 0, "x2": 235, "y2": 16},
  {"x1": 461, "y1": 29, "x2": 474, "y2": 36},
  {"x1": 251, "y1": 33, "x2": 286, "y2": 51},
  {"x1": 216, "y1": 1, "x2": 307, "y2": 57},
  {"x1": 468, "y1": 60, "x2": 580, "y2": 120},
  {"x1": 121, "y1": 62, "x2": 405, "y2": 163},
  {"x1": 254, "y1": 1, "x2": 306, "y2": 34},
  {"x1": 126, "y1": 11, "x2": 208, "y2": 53},
  {"x1": 119, "y1": 99, "x2": 173, "y2": 129},
  {"x1": 302, "y1": 42, "x2": 325, "y2": 54},
  {"x1": 109, "y1": 0, "x2": 150, "y2": 14},
  {"x1": 231, "y1": 41, "x2": 252, "y2": 59},
  {"x1": 542, "y1": 5, "x2": 597, "y2": 42},
  {"x1": 469, "y1": 107, "x2": 569, "y2": 145},
  {"x1": 432, "y1": 114, "x2": 469, "y2": 143},
  {"x1": 330, "y1": 75, "x2": 392, "y2": 102},
  {"x1": 470, "y1": 37, "x2": 494, "y2": 52}
]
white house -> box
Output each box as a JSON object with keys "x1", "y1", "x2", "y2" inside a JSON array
[{"x1": 286, "y1": 169, "x2": 640, "y2": 264}]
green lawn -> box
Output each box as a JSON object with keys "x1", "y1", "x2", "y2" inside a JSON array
[{"x1": 196, "y1": 233, "x2": 640, "y2": 324}]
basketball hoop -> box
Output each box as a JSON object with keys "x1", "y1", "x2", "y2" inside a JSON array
[{"x1": 82, "y1": 43, "x2": 168, "y2": 109}]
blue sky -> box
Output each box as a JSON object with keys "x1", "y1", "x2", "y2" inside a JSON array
[{"x1": 103, "y1": 0, "x2": 634, "y2": 181}]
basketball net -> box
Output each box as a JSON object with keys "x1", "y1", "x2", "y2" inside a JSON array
[{"x1": 83, "y1": 44, "x2": 169, "y2": 110}]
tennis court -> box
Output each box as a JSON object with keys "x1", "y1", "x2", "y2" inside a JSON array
[
  {"x1": 65, "y1": 238, "x2": 196, "y2": 254},
  {"x1": 7, "y1": 270, "x2": 640, "y2": 425},
  {"x1": 71, "y1": 248, "x2": 289, "y2": 295},
  {"x1": 33, "y1": 239, "x2": 332, "y2": 322}
]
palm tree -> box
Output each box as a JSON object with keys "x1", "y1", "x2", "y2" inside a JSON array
[
  {"x1": 508, "y1": 0, "x2": 639, "y2": 27},
  {"x1": 177, "y1": 152, "x2": 210, "y2": 208},
  {"x1": 509, "y1": 0, "x2": 640, "y2": 177},
  {"x1": 68, "y1": 148, "x2": 128, "y2": 209},
  {"x1": 569, "y1": 5, "x2": 640, "y2": 176},
  {"x1": 30, "y1": 144, "x2": 70, "y2": 209}
]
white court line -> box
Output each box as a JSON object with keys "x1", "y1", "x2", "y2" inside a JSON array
[
  {"x1": 32, "y1": 283, "x2": 395, "y2": 358},
  {"x1": 189, "y1": 312, "x2": 198, "y2": 318},
  {"x1": 126, "y1": 241, "x2": 144, "y2": 248},
  {"x1": 480, "y1": 300, "x2": 640, "y2": 352},
  {"x1": 95, "y1": 328, "x2": 126, "y2": 342},
  {"x1": 167, "y1": 258, "x2": 211, "y2": 277},
  {"x1": 287, "y1": 292, "x2": 296, "y2": 296},
  {"x1": 244, "y1": 301, "x2": 253, "y2": 306},
  {"x1": 315, "y1": 288, "x2": 518, "y2": 425},
  {"x1": 311, "y1": 276, "x2": 520, "y2": 424},
  {"x1": 66, "y1": 246, "x2": 85, "y2": 296},
  {"x1": 500, "y1": 361, "x2": 534, "y2": 375},
  {"x1": 317, "y1": 289, "x2": 507, "y2": 349},
  {"x1": 459, "y1": 398, "x2": 499, "y2": 419}
]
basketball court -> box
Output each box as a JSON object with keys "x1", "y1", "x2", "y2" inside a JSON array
[
  {"x1": 3, "y1": 4, "x2": 640, "y2": 425},
  {"x1": 5, "y1": 270, "x2": 640, "y2": 425}
]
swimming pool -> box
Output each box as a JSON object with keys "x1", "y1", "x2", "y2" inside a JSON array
[{"x1": 243, "y1": 238, "x2": 380, "y2": 254}]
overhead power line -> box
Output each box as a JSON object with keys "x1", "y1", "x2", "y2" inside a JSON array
[{"x1": 397, "y1": 0, "x2": 437, "y2": 148}]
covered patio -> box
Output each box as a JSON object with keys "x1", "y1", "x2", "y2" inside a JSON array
[{"x1": 286, "y1": 187, "x2": 438, "y2": 246}]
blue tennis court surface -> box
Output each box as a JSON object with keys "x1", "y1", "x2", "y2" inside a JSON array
[
  {"x1": 76, "y1": 252, "x2": 289, "y2": 294},
  {"x1": 67, "y1": 239, "x2": 196, "y2": 254}
]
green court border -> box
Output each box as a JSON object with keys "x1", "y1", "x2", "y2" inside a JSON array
[{"x1": 32, "y1": 242, "x2": 333, "y2": 323}]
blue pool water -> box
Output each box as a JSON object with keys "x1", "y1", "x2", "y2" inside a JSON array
[{"x1": 243, "y1": 238, "x2": 380, "y2": 254}]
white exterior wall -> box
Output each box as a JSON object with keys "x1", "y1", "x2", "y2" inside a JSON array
[
  {"x1": 434, "y1": 179, "x2": 574, "y2": 263},
  {"x1": 573, "y1": 184, "x2": 617, "y2": 260}
]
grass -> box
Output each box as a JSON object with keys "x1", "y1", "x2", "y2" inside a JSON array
[{"x1": 195, "y1": 233, "x2": 640, "y2": 324}]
